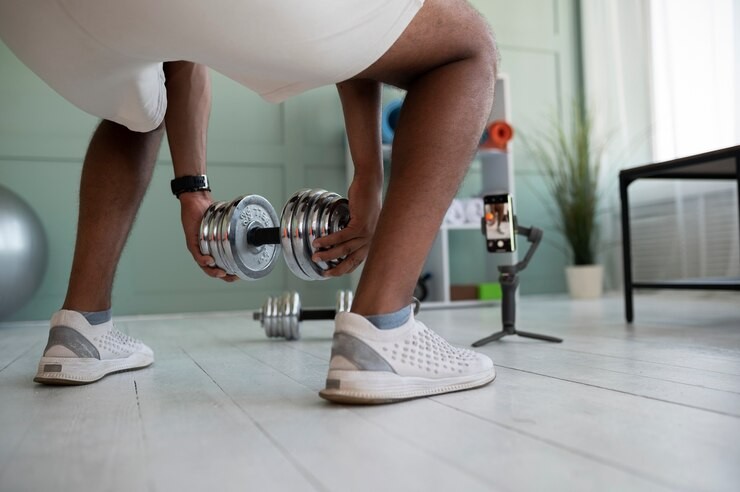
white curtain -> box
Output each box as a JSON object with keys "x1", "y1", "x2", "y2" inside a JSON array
[
  {"x1": 580, "y1": 0, "x2": 654, "y2": 289},
  {"x1": 580, "y1": 0, "x2": 740, "y2": 287},
  {"x1": 648, "y1": 0, "x2": 739, "y2": 281},
  {"x1": 581, "y1": 0, "x2": 654, "y2": 170},
  {"x1": 582, "y1": 0, "x2": 739, "y2": 164},
  {"x1": 651, "y1": 0, "x2": 738, "y2": 161}
]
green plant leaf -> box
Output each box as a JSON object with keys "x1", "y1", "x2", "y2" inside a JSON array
[{"x1": 522, "y1": 102, "x2": 605, "y2": 265}]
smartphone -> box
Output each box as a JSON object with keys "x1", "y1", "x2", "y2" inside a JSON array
[{"x1": 483, "y1": 194, "x2": 516, "y2": 252}]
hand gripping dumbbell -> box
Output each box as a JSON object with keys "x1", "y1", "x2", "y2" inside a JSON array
[
  {"x1": 199, "y1": 189, "x2": 350, "y2": 281},
  {"x1": 252, "y1": 290, "x2": 355, "y2": 340}
]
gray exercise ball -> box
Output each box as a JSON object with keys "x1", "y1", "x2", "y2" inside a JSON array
[{"x1": 0, "y1": 184, "x2": 48, "y2": 320}]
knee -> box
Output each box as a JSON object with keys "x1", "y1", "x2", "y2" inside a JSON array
[
  {"x1": 94, "y1": 119, "x2": 164, "y2": 170},
  {"x1": 99, "y1": 119, "x2": 164, "y2": 141},
  {"x1": 467, "y1": 14, "x2": 499, "y2": 83}
]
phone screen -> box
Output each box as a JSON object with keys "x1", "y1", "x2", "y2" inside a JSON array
[{"x1": 483, "y1": 194, "x2": 516, "y2": 252}]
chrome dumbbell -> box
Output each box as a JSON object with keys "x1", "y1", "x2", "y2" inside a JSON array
[
  {"x1": 199, "y1": 189, "x2": 350, "y2": 281},
  {"x1": 252, "y1": 290, "x2": 354, "y2": 340}
]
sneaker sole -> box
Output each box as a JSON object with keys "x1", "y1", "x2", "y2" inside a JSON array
[
  {"x1": 33, "y1": 352, "x2": 154, "y2": 385},
  {"x1": 319, "y1": 368, "x2": 496, "y2": 404}
]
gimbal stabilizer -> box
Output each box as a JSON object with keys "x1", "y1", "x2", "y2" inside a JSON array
[{"x1": 473, "y1": 218, "x2": 562, "y2": 347}]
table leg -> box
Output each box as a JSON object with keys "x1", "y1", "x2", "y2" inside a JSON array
[{"x1": 620, "y1": 175, "x2": 634, "y2": 323}]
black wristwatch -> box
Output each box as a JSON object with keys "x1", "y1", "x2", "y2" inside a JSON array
[{"x1": 170, "y1": 175, "x2": 210, "y2": 198}]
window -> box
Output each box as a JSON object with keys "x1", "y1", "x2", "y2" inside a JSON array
[{"x1": 650, "y1": 0, "x2": 738, "y2": 161}]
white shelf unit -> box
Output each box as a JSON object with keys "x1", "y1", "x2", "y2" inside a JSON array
[{"x1": 345, "y1": 75, "x2": 514, "y2": 307}]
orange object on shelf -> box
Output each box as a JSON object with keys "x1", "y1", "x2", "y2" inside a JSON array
[{"x1": 481, "y1": 120, "x2": 514, "y2": 150}]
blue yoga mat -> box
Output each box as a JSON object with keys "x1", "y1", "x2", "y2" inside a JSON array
[{"x1": 382, "y1": 99, "x2": 404, "y2": 144}]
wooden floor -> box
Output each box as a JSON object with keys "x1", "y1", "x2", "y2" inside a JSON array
[{"x1": 1, "y1": 293, "x2": 739, "y2": 492}]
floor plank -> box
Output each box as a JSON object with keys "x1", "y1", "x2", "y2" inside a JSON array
[
  {"x1": 0, "y1": 341, "x2": 150, "y2": 492},
  {"x1": 431, "y1": 366, "x2": 740, "y2": 492},
  {"x1": 1, "y1": 293, "x2": 738, "y2": 492},
  {"x1": 121, "y1": 318, "x2": 330, "y2": 492},
  {"x1": 0, "y1": 323, "x2": 44, "y2": 374},
  {"x1": 209, "y1": 318, "x2": 676, "y2": 492},
  {"x1": 136, "y1": 318, "x2": 497, "y2": 492},
  {"x1": 293, "y1": 331, "x2": 740, "y2": 491},
  {"x1": 485, "y1": 344, "x2": 740, "y2": 416}
]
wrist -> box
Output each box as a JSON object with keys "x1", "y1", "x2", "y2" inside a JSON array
[
  {"x1": 353, "y1": 169, "x2": 383, "y2": 186},
  {"x1": 177, "y1": 190, "x2": 211, "y2": 202}
]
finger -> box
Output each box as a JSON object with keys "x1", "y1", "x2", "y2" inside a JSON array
[
  {"x1": 312, "y1": 225, "x2": 363, "y2": 249},
  {"x1": 321, "y1": 249, "x2": 367, "y2": 278},
  {"x1": 189, "y1": 242, "x2": 233, "y2": 279},
  {"x1": 200, "y1": 265, "x2": 239, "y2": 281},
  {"x1": 312, "y1": 237, "x2": 367, "y2": 263},
  {"x1": 196, "y1": 253, "x2": 217, "y2": 269},
  {"x1": 187, "y1": 239, "x2": 215, "y2": 267},
  {"x1": 199, "y1": 265, "x2": 229, "y2": 279}
]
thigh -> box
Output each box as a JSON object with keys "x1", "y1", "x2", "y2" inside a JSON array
[
  {"x1": 0, "y1": 1, "x2": 166, "y2": 132},
  {"x1": 59, "y1": 0, "x2": 427, "y2": 103},
  {"x1": 353, "y1": 0, "x2": 497, "y2": 88}
]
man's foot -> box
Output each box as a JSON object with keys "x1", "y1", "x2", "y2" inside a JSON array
[
  {"x1": 34, "y1": 310, "x2": 154, "y2": 385},
  {"x1": 319, "y1": 311, "x2": 495, "y2": 404}
]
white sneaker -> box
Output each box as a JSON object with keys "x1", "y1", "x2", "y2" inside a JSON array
[
  {"x1": 319, "y1": 311, "x2": 495, "y2": 404},
  {"x1": 34, "y1": 310, "x2": 154, "y2": 385}
]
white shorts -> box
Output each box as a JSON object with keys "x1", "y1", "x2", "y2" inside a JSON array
[{"x1": 0, "y1": 0, "x2": 423, "y2": 132}]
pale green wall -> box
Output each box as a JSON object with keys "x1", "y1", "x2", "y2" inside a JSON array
[
  {"x1": 454, "y1": 0, "x2": 584, "y2": 294},
  {"x1": 1, "y1": 0, "x2": 583, "y2": 321},
  {"x1": 0, "y1": 50, "x2": 351, "y2": 321}
]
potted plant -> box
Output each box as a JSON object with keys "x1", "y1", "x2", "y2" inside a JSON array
[{"x1": 528, "y1": 104, "x2": 605, "y2": 299}]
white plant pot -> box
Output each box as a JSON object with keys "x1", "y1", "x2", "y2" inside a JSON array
[{"x1": 565, "y1": 265, "x2": 603, "y2": 299}]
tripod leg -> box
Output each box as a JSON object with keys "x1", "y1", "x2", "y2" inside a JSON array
[
  {"x1": 516, "y1": 331, "x2": 562, "y2": 343},
  {"x1": 472, "y1": 331, "x2": 508, "y2": 347}
]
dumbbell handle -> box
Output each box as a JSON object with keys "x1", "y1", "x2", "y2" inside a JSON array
[
  {"x1": 300, "y1": 309, "x2": 338, "y2": 320},
  {"x1": 247, "y1": 227, "x2": 280, "y2": 247},
  {"x1": 252, "y1": 307, "x2": 337, "y2": 322}
]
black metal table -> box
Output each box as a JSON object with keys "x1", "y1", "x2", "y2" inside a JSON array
[{"x1": 619, "y1": 146, "x2": 740, "y2": 322}]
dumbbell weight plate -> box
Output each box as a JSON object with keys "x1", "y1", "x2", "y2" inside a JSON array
[
  {"x1": 289, "y1": 291, "x2": 301, "y2": 340},
  {"x1": 230, "y1": 195, "x2": 280, "y2": 280},
  {"x1": 319, "y1": 198, "x2": 351, "y2": 269},
  {"x1": 280, "y1": 189, "x2": 352, "y2": 281},
  {"x1": 261, "y1": 294, "x2": 277, "y2": 338},
  {"x1": 199, "y1": 197, "x2": 279, "y2": 279},
  {"x1": 280, "y1": 190, "x2": 313, "y2": 281},
  {"x1": 207, "y1": 201, "x2": 230, "y2": 274},
  {"x1": 307, "y1": 191, "x2": 341, "y2": 275},
  {"x1": 287, "y1": 190, "x2": 313, "y2": 279},
  {"x1": 336, "y1": 289, "x2": 353, "y2": 313},
  {"x1": 201, "y1": 195, "x2": 280, "y2": 280},
  {"x1": 199, "y1": 201, "x2": 224, "y2": 258},
  {"x1": 293, "y1": 189, "x2": 328, "y2": 281},
  {"x1": 215, "y1": 198, "x2": 239, "y2": 275},
  {"x1": 276, "y1": 291, "x2": 301, "y2": 340}
]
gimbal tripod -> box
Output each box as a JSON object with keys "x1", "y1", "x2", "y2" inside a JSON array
[{"x1": 472, "y1": 220, "x2": 563, "y2": 347}]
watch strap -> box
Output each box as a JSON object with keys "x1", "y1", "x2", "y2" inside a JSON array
[{"x1": 170, "y1": 175, "x2": 210, "y2": 197}]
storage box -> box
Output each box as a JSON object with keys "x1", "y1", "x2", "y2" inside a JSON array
[
  {"x1": 478, "y1": 282, "x2": 502, "y2": 300},
  {"x1": 450, "y1": 284, "x2": 479, "y2": 301}
]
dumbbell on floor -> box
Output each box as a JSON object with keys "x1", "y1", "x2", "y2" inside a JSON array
[
  {"x1": 253, "y1": 290, "x2": 355, "y2": 340},
  {"x1": 199, "y1": 189, "x2": 350, "y2": 281}
]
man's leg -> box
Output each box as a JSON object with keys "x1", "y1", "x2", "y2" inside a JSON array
[
  {"x1": 34, "y1": 120, "x2": 163, "y2": 385},
  {"x1": 351, "y1": 0, "x2": 497, "y2": 315},
  {"x1": 63, "y1": 120, "x2": 164, "y2": 311},
  {"x1": 320, "y1": 0, "x2": 497, "y2": 403}
]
